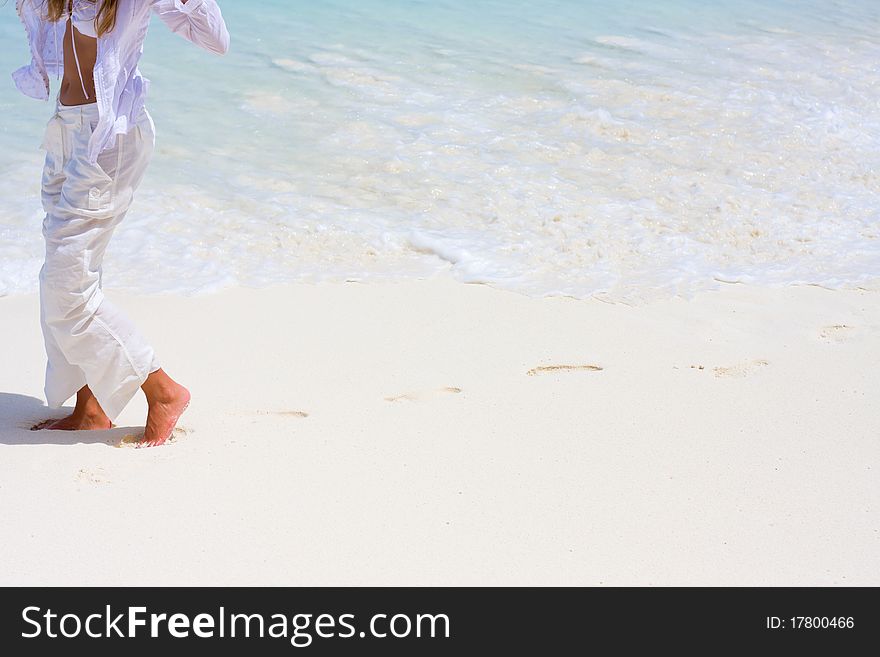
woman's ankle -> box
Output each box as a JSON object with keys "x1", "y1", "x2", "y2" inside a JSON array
[{"x1": 142, "y1": 369, "x2": 186, "y2": 404}]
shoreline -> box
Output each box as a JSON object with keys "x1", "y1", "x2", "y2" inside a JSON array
[{"x1": 0, "y1": 279, "x2": 877, "y2": 585}]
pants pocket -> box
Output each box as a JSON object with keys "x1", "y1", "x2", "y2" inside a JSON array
[
  {"x1": 86, "y1": 183, "x2": 113, "y2": 211},
  {"x1": 90, "y1": 138, "x2": 123, "y2": 212},
  {"x1": 137, "y1": 109, "x2": 156, "y2": 149},
  {"x1": 58, "y1": 146, "x2": 117, "y2": 216},
  {"x1": 40, "y1": 117, "x2": 64, "y2": 177}
]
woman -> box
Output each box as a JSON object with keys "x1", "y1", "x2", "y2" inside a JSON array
[{"x1": 14, "y1": 0, "x2": 230, "y2": 446}]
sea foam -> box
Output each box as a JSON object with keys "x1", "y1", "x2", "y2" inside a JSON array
[{"x1": 0, "y1": 0, "x2": 878, "y2": 302}]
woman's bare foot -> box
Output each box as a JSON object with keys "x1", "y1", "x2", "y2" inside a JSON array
[
  {"x1": 140, "y1": 369, "x2": 191, "y2": 448},
  {"x1": 31, "y1": 385, "x2": 112, "y2": 431}
]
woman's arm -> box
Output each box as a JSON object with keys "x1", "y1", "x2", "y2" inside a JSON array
[{"x1": 151, "y1": 0, "x2": 230, "y2": 55}]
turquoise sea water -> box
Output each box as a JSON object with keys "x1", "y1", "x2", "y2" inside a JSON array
[{"x1": 1, "y1": 0, "x2": 879, "y2": 300}]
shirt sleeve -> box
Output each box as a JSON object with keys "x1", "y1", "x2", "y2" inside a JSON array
[
  {"x1": 151, "y1": 0, "x2": 230, "y2": 55},
  {"x1": 13, "y1": 0, "x2": 51, "y2": 100}
]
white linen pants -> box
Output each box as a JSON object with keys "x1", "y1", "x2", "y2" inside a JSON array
[{"x1": 39, "y1": 100, "x2": 158, "y2": 420}]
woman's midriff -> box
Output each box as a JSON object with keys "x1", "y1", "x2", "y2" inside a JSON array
[{"x1": 59, "y1": 21, "x2": 98, "y2": 107}]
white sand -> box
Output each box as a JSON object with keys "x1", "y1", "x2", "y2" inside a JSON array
[{"x1": 0, "y1": 279, "x2": 877, "y2": 585}]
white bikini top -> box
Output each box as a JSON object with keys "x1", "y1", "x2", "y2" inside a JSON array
[
  {"x1": 61, "y1": 0, "x2": 99, "y2": 100},
  {"x1": 63, "y1": 0, "x2": 99, "y2": 38}
]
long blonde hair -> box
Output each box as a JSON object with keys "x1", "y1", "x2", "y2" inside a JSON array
[{"x1": 44, "y1": 0, "x2": 119, "y2": 37}]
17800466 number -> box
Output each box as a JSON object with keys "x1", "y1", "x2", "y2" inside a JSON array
[{"x1": 790, "y1": 617, "x2": 854, "y2": 629}]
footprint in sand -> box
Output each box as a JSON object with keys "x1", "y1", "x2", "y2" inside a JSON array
[
  {"x1": 116, "y1": 426, "x2": 190, "y2": 448},
  {"x1": 819, "y1": 324, "x2": 856, "y2": 343},
  {"x1": 526, "y1": 364, "x2": 603, "y2": 376},
  {"x1": 385, "y1": 386, "x2": 462, "y2": 403},
  {"x1": 255, "y1": 410, "x2": 310, "y2": 418},
  {"x1": 76, "y1": 467, "x2": 110, "y2": 485},
  {"x1": 713, "y1": 359, "x2": 769, "y2": 378}
]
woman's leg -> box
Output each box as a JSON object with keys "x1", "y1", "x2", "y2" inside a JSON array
[{"x1": 37, "y1": 106, "x2": 188, "y2": 443}]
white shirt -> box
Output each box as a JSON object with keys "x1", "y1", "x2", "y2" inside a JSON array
[{"x1": 14, "y1": 0, "x2": 230, "y2": 163}]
